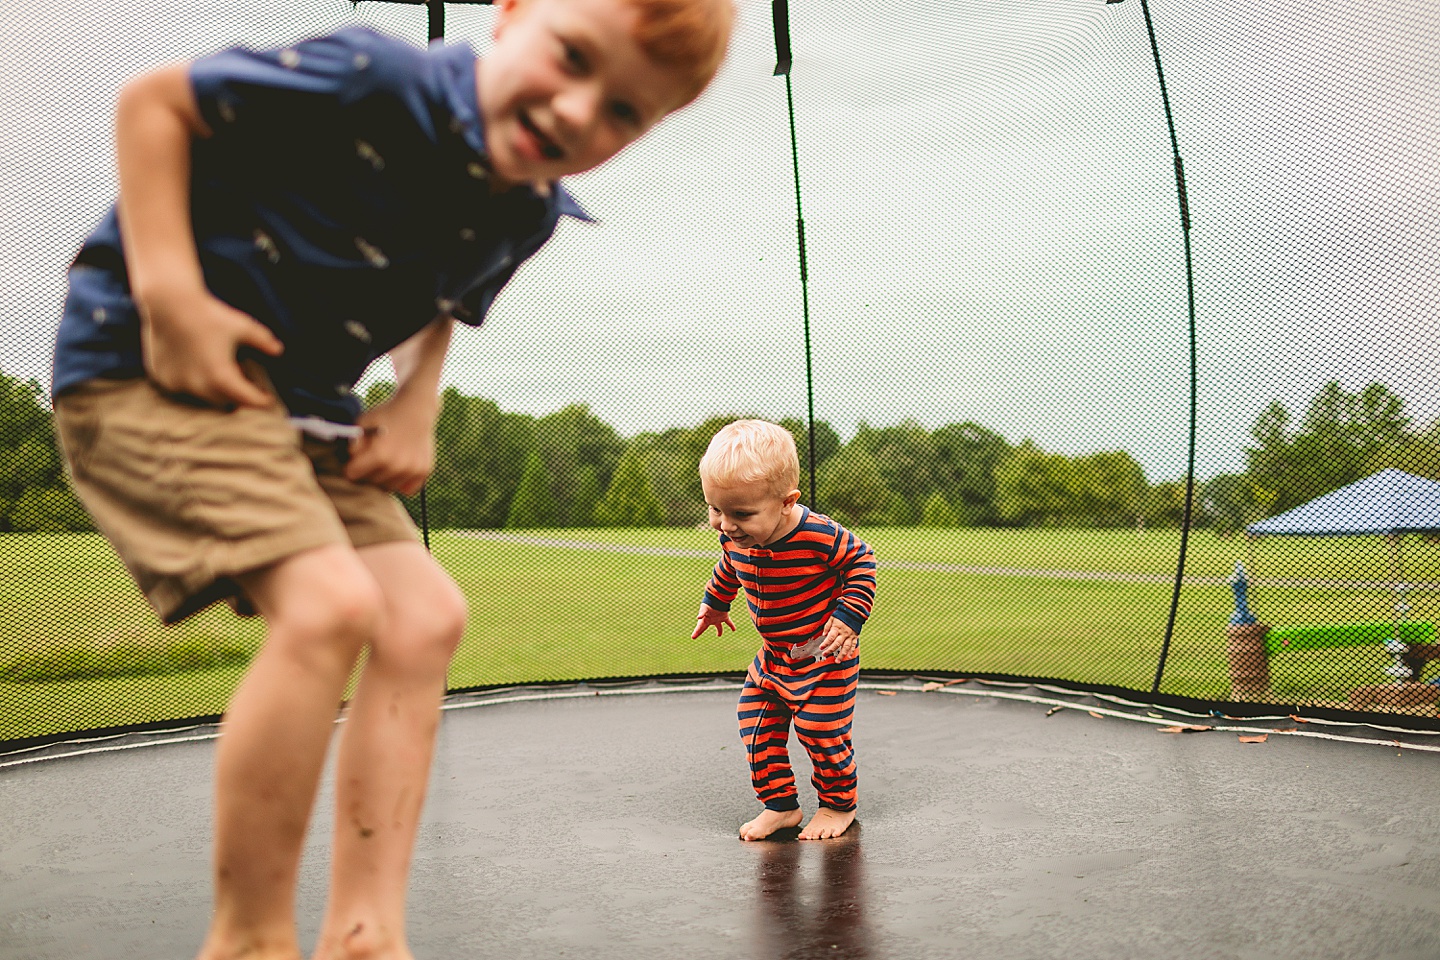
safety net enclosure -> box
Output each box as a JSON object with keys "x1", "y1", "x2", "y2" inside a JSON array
[{"x1": 0, "y1": 0, "x2": 1438, "y2": 748}]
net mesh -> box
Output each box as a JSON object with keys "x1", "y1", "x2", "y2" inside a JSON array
[{"x1": 2, "y1": 0, "x2": 1438, "y2": 746}]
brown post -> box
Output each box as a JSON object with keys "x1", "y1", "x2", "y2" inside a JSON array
[
  {"x1": 1226, "y1": 620, "x2": 1271, "y2": 701},
  {"x1": 1226, "y1": 561, "x2": 1271, "y2": 701}
]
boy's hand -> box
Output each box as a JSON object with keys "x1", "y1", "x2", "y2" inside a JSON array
[
  {"x1": 345, "y1": 397, "x2": 437, "y2": 496},
  {"x1": 139, "y1": 287, "x2": 283, "y2": 408},
  {"x1": 693, "y1": 604, "x2": 735, "y2": 640},
  {"x1": 817, "y1": 617, "x2": 859, "y2": 660}
]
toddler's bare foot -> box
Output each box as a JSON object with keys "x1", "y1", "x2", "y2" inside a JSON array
[
  {"x1": 799, "y1": 807, "x2": 855, "y2": 840},
  {"x1": 739, "y1": 807, "x2": 803, "y2": 841}
]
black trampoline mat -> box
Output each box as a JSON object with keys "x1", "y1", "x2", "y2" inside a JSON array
[{"x1": 5, "y1": 680, "x2": 1440, "y2": 960}]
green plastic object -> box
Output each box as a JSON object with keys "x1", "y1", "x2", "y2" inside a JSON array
[{"x1": 1266, "y1": 621, "x2": 1435, "y2": 655}]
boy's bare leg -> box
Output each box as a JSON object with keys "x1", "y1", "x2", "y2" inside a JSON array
[
  {"x1": 799, "y1": 807, "x2": 855, "y2": 840},
  {"x1": 312, "y1": 542, "x2": 467, "y2": 960},
  {"x1": 198, "y1": 544, "x2": 383, "y2": 960},
  {"x1": 740, "y1": 808, "x2": 804, "y2": 841}
]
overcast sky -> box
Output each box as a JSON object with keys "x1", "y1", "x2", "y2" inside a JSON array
[{"x1": 2, "y1": 0, "x2": 1436, "y2": 481}]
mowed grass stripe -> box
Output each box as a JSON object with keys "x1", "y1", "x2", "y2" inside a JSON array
[{"x1": 3, "y1": 529, "x2": 1437, "y2": 740}]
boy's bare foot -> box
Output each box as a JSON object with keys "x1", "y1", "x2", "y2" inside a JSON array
[
  {"x1": 195, "y1": 937, "x2": 303, "y2": 960},
  {"x1": 739, "y1": 807, "x2": 803, "y2": 841},
  {"x1": 799, "y1": 807, "x2": 855, "y2": 840},
  {"x1": 312, "y1": 919, "x2": 415, "y2": 960}
]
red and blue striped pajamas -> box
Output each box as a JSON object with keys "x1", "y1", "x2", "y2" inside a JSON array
[{"x1": 703, "y1": 507, "x2": 876, "y2": 813}]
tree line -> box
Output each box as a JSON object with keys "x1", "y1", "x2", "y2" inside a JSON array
[
  {"x1": 1202, "y1": 381, "x2": 1440, "y2": 536},
  {"x1": 1, "y1": 370, "x2": 1434, "y2": 533},
  {"x1": 388, "y1": 382, "x2": 1182, "y2": 533},
  {"x1": 0, "y1": 374, "x2": 91, "y2": 533}
]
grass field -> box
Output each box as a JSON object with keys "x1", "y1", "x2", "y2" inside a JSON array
[{"x1": 3, "y1": 527, "x2": 1438, "y2": 741}]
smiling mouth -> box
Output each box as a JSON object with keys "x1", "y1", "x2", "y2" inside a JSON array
[{"x1": 519, "y1": 111, "x2": 564, "y2": 161}]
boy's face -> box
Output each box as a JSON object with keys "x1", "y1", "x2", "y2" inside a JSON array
[
  {"x1": 702, "y1": 478, "x2": 802, "y2": 549},
  {"x1": 478, "y1": 0, "x2": 686, "y2": 187}
]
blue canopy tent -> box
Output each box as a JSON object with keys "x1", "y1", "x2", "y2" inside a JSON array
[
  {"x1": 1247, "y1": 469, "x2": 1440, "y2": 538},
  {"x1": 1247, "y1": 468, "x2": 1440, "y2": 679}
]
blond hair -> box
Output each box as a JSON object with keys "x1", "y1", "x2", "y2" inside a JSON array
[{"x1": 699, "y1": 420, "x2": 800, "y2": 494}]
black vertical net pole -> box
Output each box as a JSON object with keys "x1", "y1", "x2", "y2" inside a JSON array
[
  {"x1": 419, "y1": 0, "x2": 446, "y2": 549},
  {"x1": 1131, "y1": 0, "x2": 1197, "y2": 695},
  {"x1": 428, "y1": 0, "x2": 445, "y2": 41},
  {"x1": 772, "y1": 0, "x2": 817, "y2": 507}
]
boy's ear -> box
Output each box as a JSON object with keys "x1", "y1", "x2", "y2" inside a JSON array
[
  {"x1": 783, "y1": 489, "x2": 801, "y2": 508},
  {"x1": 492, "y1": 0, "x2": 525, "y2": 38}
]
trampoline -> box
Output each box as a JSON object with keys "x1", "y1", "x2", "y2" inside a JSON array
[{"x1": 5, "y1": 677, "x2": 1440, "y2": 960}]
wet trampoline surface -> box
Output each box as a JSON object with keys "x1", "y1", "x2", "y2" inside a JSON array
[{"x1": 5, "y1": 679, "x2": 1440, "y2": 960}]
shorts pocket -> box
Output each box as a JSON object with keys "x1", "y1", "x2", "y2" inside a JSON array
[{"x1": 52, "y1": 379, "x2": 137, "y2": 480}]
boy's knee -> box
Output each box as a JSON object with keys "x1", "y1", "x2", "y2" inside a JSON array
[
  {"x1": 274, "y1": 577, "x2": 385, "y2": 660},
  {"x1": 422, "y1": 577, "x2": 468, "y2": 657},
  {"x1": 328, "y1": 580, "x2": 388, "y2": 640},
  {"x1": 376, "y1": 573, "x2": 467, "y2": 668}
]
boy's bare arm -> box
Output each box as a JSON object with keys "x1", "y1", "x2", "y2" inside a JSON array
[
  {"x1": 346, "y1": 318, "x2": 454, "y2": 496},
  {"x1": 386, "y1": 316, "x2": 453, "y2": 402},
  {"x1": 115, "y1": 64, "x2": 282, "y2": 408}
]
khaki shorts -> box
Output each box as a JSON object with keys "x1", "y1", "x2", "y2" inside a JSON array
[{"x1": 53, "y1": 375, "x2": 420, "y2": 624}]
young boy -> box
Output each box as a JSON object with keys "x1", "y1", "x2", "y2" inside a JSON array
[
  {"x1": 691, "y1": 420, "x2": 877, "y2": 841},
  {"x1": 49, "y1": 1, "x2": 733, "y2": 958}
]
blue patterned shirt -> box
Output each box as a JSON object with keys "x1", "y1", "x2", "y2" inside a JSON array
[{"x1": 52, "y1": 26, "x2": 591, "y2": 421}]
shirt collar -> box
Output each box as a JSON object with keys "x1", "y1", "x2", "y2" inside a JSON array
[
  {"x1": 766, "y1": 505, "x2": 810, "y2": 548},
  {"x1": 554, "y1": 184, "x2": 595, "y2": 223}
]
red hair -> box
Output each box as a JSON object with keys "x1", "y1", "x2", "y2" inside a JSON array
[{"x1": 626, "y1": 0, "x2": 736, "y2": 107}]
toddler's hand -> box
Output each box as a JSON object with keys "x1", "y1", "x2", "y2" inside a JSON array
[
  {"x1": 817, "y1": 617, "x2": 859, "y2": 660},
  {"x1": 692, "y1": 604, "x2": 735, "y2": 640}
]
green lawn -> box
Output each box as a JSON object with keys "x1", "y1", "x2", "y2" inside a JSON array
[{"x1": 3, "y1": 528, "x2": 1437, "y2": 741}]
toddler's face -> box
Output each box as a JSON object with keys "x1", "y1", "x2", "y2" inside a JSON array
[
  {"x1": 702, "y1": 478, "x2": 801, "y2": 549},
  {"x1": 478, "y1": 0, "x2": 684, "y2": 187}
]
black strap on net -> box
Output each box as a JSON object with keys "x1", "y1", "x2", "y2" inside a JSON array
[
  {"x1": 1131, "y1": 0, "x2": 1197, "y2": 695},
  {"x1": 771, "y1": 0, "x2": 818, "y2": 508}
]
